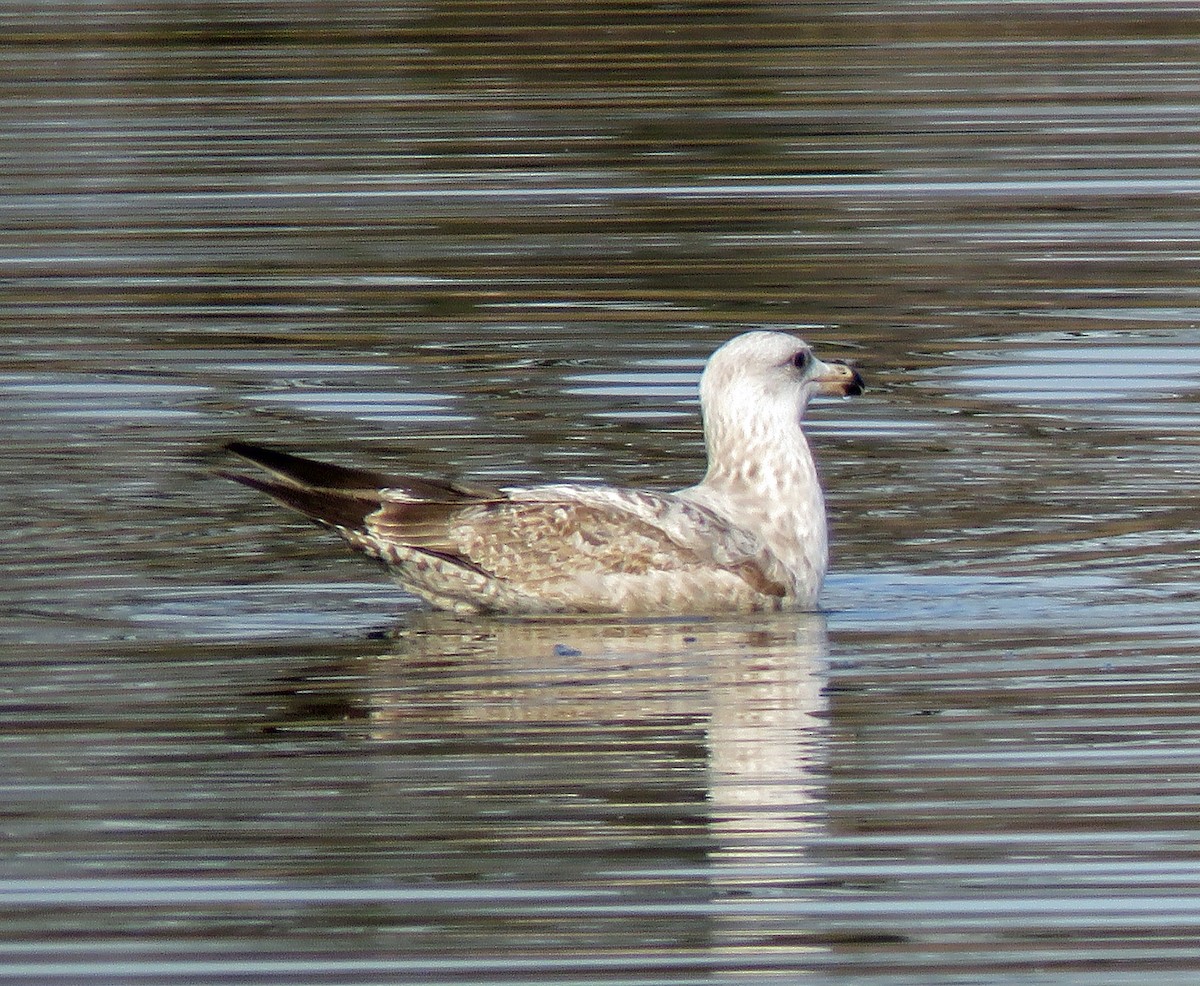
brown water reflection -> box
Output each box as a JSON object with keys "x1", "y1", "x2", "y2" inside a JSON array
[{"x1": 5, "y1": 1, "x2": 1200, "y2": 983}]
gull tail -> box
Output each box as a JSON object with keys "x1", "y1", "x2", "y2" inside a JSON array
[
  {"x1": 219, "y1": 441, "x2": 499, "y2": 531},
  {"x1": 218, "y1": 442, "x2": 384, "y2": 532}
]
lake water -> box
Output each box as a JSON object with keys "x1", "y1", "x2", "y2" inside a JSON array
[{"x1": 5, "y1": 2, "x2": 1200, "y2": 983}]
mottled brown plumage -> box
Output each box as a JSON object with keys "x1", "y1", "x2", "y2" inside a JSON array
[{"x1": 220, "y1": 331, "x2": 863, "y2": 614}]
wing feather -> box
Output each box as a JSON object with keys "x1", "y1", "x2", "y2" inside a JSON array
[
  {"x1": 367, "y1": 488, "x2": 787, "y2": 598},
  {"x1": 222, "y1": 443, "x2": 788, "y2": 605},
  {"x1": 224, "y1": 441, "x2": 497, "y2": 503}
]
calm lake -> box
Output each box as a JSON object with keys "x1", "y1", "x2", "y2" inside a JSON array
[{"x1": 5, "y1": 2, "x2": 1200, "y2": 983}]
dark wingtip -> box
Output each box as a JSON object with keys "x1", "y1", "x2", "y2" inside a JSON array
[
  {"x1": 220, "y1": 441, "x2": 404, "y2": 492},
  {"x1": 223, "y1": 441, "x2": 324, "y2": 481},
  {"x1": 218, "y1": 465, "x2": 380, "y2": 531}
]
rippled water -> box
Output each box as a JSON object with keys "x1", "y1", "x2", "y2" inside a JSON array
[{"x1": 5, "y1": 2, "x2": 1200, "y2": 983}]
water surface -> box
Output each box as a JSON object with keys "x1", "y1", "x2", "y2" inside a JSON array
[{"x1": 4, "y1": 2, "x2": 1200, "y2": 983}]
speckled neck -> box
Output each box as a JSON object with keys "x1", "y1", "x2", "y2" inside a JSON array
[{"x1": 679, "y1": 363, "x2": 828, "y2": 600}]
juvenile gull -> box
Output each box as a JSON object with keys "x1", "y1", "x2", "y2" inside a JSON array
[{"x1": 220, "y1": 331, "x2": 863, "y2": 614}]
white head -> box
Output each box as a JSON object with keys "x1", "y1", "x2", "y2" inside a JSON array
[
  {"x1": 685, "y1": 331, "x2": 862, "y2": 600},
  {"x1": 698, "y1": 330, "x2": 863, "y2": 459}
]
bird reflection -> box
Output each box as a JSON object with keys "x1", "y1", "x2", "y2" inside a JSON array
[
  {"x1": 259, "y1": 609, "x2": 829, "y2": 959},
  {"x1": 269, "y1": 612, "x2": 828, "y2": 870}
]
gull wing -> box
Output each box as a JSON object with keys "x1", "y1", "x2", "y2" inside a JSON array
[
  {"x1": 220, "y1": 443, "x2": 787, "y2": 607},
  {"x1": 367, "y1": 486, "x2": 788, "y2": 599}
]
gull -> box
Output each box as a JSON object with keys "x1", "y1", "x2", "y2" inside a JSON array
[{"x1": 220, "y1": 330, "x2": 863, "y2": 614}]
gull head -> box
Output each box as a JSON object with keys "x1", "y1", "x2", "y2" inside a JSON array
[
  {"x1": 699, "y1": 330, "x2": 863, "y2": 442},
  {"x1": 688, "y1": 330, "x2": 864, "y2": 592}
]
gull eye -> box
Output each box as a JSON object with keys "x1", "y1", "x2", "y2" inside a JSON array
[{"x1": 790, "y1": 349, "x2": 811, "y2": 372}]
